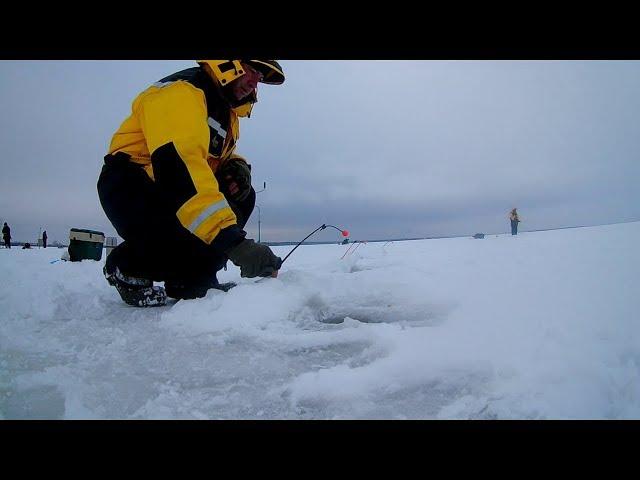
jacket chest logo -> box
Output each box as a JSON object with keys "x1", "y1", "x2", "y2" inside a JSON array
[{"x1": 207, "y1": 117, "x2": 227, "y2": 157}]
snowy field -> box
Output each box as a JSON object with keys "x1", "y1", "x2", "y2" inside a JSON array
[{"x1": 1, "y1": 222, "x2": 639, "y2": 419}]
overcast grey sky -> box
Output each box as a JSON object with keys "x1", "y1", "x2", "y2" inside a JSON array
[{"x1": 1, "y1": 60, "x2": 639, "y2": 244}]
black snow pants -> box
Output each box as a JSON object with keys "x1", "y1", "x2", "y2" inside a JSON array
[{"x1": 97, "y1": 153, "x2": 254, "y2": 292}]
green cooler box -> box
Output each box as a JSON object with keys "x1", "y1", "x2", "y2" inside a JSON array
[{"x1": 68, "y1": 228, "x2": 105, "y2": 261}]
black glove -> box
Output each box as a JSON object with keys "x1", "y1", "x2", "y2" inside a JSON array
[
  {"x1": 226, "y1": 239, "x2": 282, "y2": 278},
  {"x1": 216, "y1": 157, "x2": 252, "y2": 202}
]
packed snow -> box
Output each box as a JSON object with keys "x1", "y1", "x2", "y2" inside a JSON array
[{"x1": 1, "y1": 222, "x2": 639, "y2": 419}]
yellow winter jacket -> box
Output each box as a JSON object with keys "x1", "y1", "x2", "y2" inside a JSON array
[{"x1": 107, "y1": 66, "x2": 252, "y2": 246}]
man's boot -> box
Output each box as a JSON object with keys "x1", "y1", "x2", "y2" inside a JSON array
[
  {"x1": 165, "y1": 275, "x2": 236, "y2": 300},
  {"x1": 103, "y1": 265, "x2": 167, "y2": 307}
]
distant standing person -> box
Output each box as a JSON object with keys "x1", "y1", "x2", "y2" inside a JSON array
[
  {"x1": 2, "y1": 222, "x2": 11, "y2": 248},
  {"x1": 42, "y1": 230, "x2": 48, "y2": 248},
  {"x1": 509, "y1": 208, "x2": 520, "y2": 235}
]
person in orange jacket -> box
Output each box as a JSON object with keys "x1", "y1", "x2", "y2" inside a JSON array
[
  {"x1": 509, "y1": 208, "x2": 521, "y2": 235},
  {"x1": 98, "y1": 60, "x2": 285, "y2": 307}
]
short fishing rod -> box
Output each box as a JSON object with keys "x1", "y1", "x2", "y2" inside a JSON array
[
  {"x1": 281, "y1": 224, "x2": 349, "y2": 265},
  {"x1": 255, "y1": 223, "x2": 349, "y2": 283}
]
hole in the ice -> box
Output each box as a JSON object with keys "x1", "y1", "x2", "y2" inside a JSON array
[
  {"x1": 319, "y1": 314, "x2": 382, "y2": 324},
  {"x1": 316, "y1": 304, "x2": 445, "y2": 326}
]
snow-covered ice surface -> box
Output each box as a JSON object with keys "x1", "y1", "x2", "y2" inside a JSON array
[{"x1": 1, "y1": 222, "x2": 639, "y2": 419}]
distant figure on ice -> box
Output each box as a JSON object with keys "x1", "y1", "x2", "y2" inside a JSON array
[
  {"x1": 509, "y1": 208, "x2": 521, "y2": 235},
  {"x1": 98, "y1": 60, "x2": 285, "y2": 307},
  {"x1": 22, "y1": 242, "x2": 32, "y2": 249},
  {"x1": 2, "y1": 222, "x2": 10, "y2": 248},
  {"x1": 42, "y1": 230, "x2": 48, "y2": 248}
]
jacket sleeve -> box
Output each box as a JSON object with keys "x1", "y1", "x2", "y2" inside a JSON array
[{"x1": 137, "y1": 82, "x2": 244, "y2": 250}]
